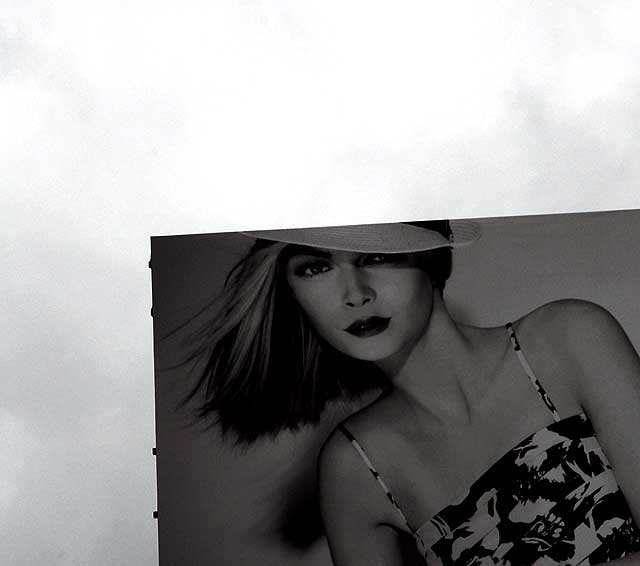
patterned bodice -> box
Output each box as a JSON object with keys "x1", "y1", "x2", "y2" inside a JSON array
[
  {"x1": 415, "y1": 412, "x2": 640, "y2": 565},
  {"x1": 338, "y1": 324, "x2": 640, "y2": 565}
]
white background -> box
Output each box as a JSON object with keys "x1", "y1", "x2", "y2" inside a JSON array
[{"x1": 2, "y1": 2, "x2": 640, "y2": 564}]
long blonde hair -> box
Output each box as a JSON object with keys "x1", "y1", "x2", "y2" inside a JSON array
[{"x1": 176, "y1": 238, "x2": 386, "y2": 444}]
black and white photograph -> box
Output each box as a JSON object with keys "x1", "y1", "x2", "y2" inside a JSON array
[
  {"x1": 151, "y1": 209, "x2": 640, "y2": 566},
  {"x1": 5, "y1": 3, "x2": 640, "y2": 565}
]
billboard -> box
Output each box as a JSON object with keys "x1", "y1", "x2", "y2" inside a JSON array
[{"x1": 150, "y1": 208, "x2": 640, "y2": 565}]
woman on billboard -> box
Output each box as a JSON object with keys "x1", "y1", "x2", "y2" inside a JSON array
[{"x1": 180, "y1": 219, "x2": 640, "y2": 565}]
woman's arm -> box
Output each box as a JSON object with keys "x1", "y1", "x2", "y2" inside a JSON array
[
  {"x1": 317, "y1": 429, "x2": 407, "y2": 566},
  {"x1": 561, "y1": 301, "x2": 640, "y2": 564}
]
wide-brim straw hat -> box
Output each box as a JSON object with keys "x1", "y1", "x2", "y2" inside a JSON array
[{"x1": 241, "y1": 219, "x2": 480, "y2": 253}]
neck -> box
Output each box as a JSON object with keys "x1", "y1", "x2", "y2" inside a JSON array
[{"x1": 376, "y1": 293, "x2": 503, "y2": 426}]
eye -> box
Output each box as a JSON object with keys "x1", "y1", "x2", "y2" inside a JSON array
[{"x1": 293, "y1": 260, "x2": 331, "y2": 278}]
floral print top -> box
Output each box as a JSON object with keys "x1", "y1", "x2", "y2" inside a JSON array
[{"x1": 338, "y1": 323, "x2": 640, "y2": 565}]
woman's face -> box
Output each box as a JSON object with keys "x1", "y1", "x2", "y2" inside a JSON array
[{"x1": 285, "y1": 247, "x2": 434, "y2": 363}]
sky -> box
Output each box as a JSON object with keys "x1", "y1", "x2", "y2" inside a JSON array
[{"x1": 2, "y1": 1, "x2": 640, "y2": 564}]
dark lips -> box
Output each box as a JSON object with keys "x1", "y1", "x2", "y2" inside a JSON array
[{"x1": 345, "y1": 317, "x2": 391, "y2": 337}]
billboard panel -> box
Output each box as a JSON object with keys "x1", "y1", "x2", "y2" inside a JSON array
[{"x1": 151, "y1": 208, "x2": 640, "y2": 565}]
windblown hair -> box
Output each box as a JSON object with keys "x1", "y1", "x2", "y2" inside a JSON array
[{"x1": 179, "y1": 220, "x2": 452, "y2": 445}]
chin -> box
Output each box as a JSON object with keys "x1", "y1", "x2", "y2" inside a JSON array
[{"x1": 337, "y1": 337, "x2": 400, "y2": 362}]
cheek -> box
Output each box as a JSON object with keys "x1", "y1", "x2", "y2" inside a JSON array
[
  {"x1": 289, "y1": 284, "x2": 337, "y2": 330},
  {"x1": 384, "y1": 272, "x2": 432, "y2": 310}
]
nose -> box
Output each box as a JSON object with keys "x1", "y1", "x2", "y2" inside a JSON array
[{"x1": 341, "y1": 266, "x2": 375, "y2": 308}]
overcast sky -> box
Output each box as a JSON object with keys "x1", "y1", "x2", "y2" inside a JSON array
[{"x1": 2, "y1": 2, "x2": 640, "y2": 564}]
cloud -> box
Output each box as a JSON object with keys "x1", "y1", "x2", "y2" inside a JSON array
[
  {"x1": 4, "y1": 1, "x2": 640, "y2": 234},
  {"x1": 2, "y1": 2, "x2": 640, "y2": 564},
  {"x1": 1, "y1": 201, "x2": 156, "y2": 565}
]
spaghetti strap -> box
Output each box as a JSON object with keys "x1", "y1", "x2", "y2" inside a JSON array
[
  {"x1": 505, "y1": 322, "x2": 561, "y2": 422},
  {"x1": 337, "y1": 424, "x2": 416, "y2": 534}
]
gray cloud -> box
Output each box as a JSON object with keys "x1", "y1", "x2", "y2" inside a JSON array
[{"x1": 2, "y1": 1, "x2": 640, "y2": 564}]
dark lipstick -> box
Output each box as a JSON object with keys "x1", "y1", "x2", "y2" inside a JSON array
[{"x1": 345, "y1": 317, "x2": 391, "y2": 338}]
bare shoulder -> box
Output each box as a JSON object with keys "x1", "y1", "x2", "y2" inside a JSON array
[
  {"x1": 317, "y1": 414, "x2": 407, "y2": 560},
  {"x1": 515, "y1": 299, "x2": 638, "y2": 393},
  {"x1": 317, "y1": 423, "x2": 363, "y2": 485},
  {"x1": 317, "y1": 413, "x2": 411, "y2": 565},
  {"x1": 514, "y1": 298, "x2": 612, "y2": 331},
  {"x1": 318, "y1": 410, "x2": 380, "y2": 510},
  {"x1": 317, "y1": 398, "x2": 401, "y2": 518},
  {"x1": 512, "y1": 299, "x2": 624, "y2": 350},
  {"x1": 318, "y1": 399, "x2": 396, "y2": 485}
]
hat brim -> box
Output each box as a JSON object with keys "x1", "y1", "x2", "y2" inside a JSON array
[{"x1": 240, "y1": 220, "x2": 480, "y2": 253}]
